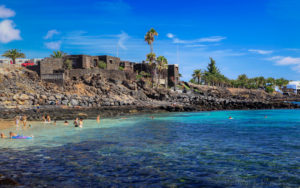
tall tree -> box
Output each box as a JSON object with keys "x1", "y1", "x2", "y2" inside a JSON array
[
  {"x1": 2, "y1": 49, "x2": 25, "y2": 64},
  {"x1": 192, "y1": 69, "x2": 202, "y2": 84},
  {"x1": 50, "y1": 51, "x2": 67, "y2": 58},
  {"x1": 207, "y1": 57, "x2": 220, "y2": 75},
  {"x1": 146, "y1": 53, "x2": 157, "y2": 87},
  {"x1": 144, "y1": 28, "x2": 158, "y2": 54}
]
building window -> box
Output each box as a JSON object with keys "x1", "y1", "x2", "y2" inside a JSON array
[{"x1": 109, "y1": 60, "x2": 113, "y2": 64}]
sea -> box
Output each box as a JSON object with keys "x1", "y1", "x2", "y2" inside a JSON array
[{"x1": 0, "y1": 109, "x2": 299, "y2": 187}]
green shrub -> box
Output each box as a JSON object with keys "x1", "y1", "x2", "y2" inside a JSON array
[
  {"x1": 136, "y1": 74, "x2": 143, "y2": 80},
  {"x1": 140, "y1": 71, "x2": 150, "y2": 77},
  {"x1": 63, "y1": 59, "x2": 72, "y2": 70},
  {"x1": 119, "y1": 66, "x2": 124, "y2": 71},
  {"x1": 98, "y1": 61, "x2": 107, "y2": 69},
  {"x1": 265, "y1": 86, "x2": 275, "y2": 93}
]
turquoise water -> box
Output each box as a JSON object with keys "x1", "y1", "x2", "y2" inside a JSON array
[{"x1": 0, "y1": 110, "x2": 300, "y2": 187}]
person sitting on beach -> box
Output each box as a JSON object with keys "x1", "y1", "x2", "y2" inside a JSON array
[
  {"x1": 79, "y1": 118, "x2": 83, "y2": 128},
  {"x1": 64, "y1": 121, "x2": 69, "y2": 125},
  {"x1": 74, "y1": 118, "x2": 79, "y2": 127},
  {"x1": 9, "y1": 132, "x2": 18, "y2": 139},
  {"x1": 1, "y1": 133, "x2": 6, "y2": 139}
]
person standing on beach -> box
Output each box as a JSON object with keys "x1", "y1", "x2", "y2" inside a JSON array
[
  {"x1": 97, "y1": 115, "x2": 100, "y2": 123},
  {"x1": 79, "y1": 118, "x2": 83, "y2": 128},
  {"x1": 15, "y1": 116, "x2": 20, "y2": 130},
  {"x1": 46, "y1": 115, "x2": 51, "y2": 123},
  {"x1": 22, "y1": 115, "x2": 27, "y2": 127}
]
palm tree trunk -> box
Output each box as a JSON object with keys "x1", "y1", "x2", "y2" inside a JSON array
[
  {"x1": 12, "y1": 58, "x2": 16, "y2": 65},
  {"x1": 150, "y1": 44, "x2": 153, "y2": 54}
]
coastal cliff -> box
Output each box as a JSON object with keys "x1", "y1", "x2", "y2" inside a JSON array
[{"x1": 0, "y1": 66, "x2": 298, "y2": 120}]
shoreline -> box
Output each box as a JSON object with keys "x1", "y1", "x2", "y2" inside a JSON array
[{"x1": 0, "y1": 101, "x2": 298, "y2": 123}]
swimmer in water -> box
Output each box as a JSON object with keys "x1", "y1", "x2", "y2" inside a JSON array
[
  {"x1": 1, "y1": 133, "x2": 6, "y2": 138},
  {"x1": 64, "y1": 121, "x2": 69, "y2": 125},
  {"x1": 229, "y1": 116, "x2": 233, "y2": 119},
  {"x1": 53, "y1": 120, "x2": 56, "y2": 126},
  {"x1": 9, "y1": 132, "x2": 17, "y2": 139},
  {"x1": 264, "y1": 116, "x2": 267, "y2": 118},
  {"x1": 74, "y1": 118, "x2": 79, "y2": 127}
]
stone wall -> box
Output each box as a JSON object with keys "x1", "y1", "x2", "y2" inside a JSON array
[
  {"x1": 41, "y1": 73, "x2": 64, "y2": 85},
  {"x1": 67, "y1": 68, "x2": 126, "y2": 82},
  {"x1": 98, "y1": 55, "x2": 120, "y2": 70},
  {"x1": 40, "y1": 58, "x2": 63, "y2": 75}
]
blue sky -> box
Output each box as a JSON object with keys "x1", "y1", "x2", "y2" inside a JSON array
[{"x1": 0, "y1": 0, "x2": 300, "y2": 81}]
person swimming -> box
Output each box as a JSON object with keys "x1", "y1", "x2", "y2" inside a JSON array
[
  {"x1": 229, "y1": 116, "x2": 233, "y2": 119},
  {"x1": 74, "y1": 118, "x2": 79, "y2": 127},
  {"x1": 9, "y1": 132, "x2": 18, "y2": 139},
  {"x1": 64, "y1": 121, "x2": 69, "y2": 125},
  {"x1": 1, "y1": 133, "x2": 6, "y2": 139}
]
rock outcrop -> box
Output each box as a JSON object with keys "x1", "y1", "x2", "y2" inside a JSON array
[{"x1": 0, "y1": 66, "x2": 298, "y2": 120}]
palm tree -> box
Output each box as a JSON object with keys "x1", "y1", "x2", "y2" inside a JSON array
[
  {"x1": 146, "y1": 53, "x2": 157, "y2": 87},
  {"x1": 50, "y1": 51, "x2": 67, "y2": 58},
  {"x1": 192, "y1": 69, "x2": 202, "y2": 84},
  {"x1": 2, "y1": 49, "x2": 26, "y2": 64},
  {"x1": 144, "y1": 28, "x2": 158, "y2": 54},
  {"x1": 157, "y1": 56, "x2": 168, "y2": 87}
]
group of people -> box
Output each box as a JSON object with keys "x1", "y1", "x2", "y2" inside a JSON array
[
  {"x1": 0, "y1": 132, "x2": 18, "y2": 139},
  {"x1": 0, "y1": 114, "x2": 104, "y2": 139},
  {"x1": 63, "y1": 117, "x2": 84, "y2": 128},
  {"x1": 15, "y1": 115, "x2": 28, "y2": 128}
]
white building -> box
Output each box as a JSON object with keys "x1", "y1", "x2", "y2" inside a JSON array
[
  {"x1": 286, "y1": 81, "x2": 300, "y2": 94},
  {"x1": 0, "y1": 58, "x2": 43, "y2": 65}
]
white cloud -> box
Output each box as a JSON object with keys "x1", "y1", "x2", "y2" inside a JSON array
[
  {"x1": 44, "y1": 29, "x2": 60, "y2": 39},
  {"x1": 268, "y1": 56, "x2": 300, "y2": 72},
  {"x1": 0, "y1": 5, "x2": 15, "y2": 18},
  {"x1": 0, "y1": 20, "x2": 21, "y2": 43},
  {"x1": 167, "y1": 33, "x2": 175, "y2": 39},
  {"x1": 45, "y1": 41, "x2": 61, "y2": 50},
  {"x1": 117, "y1": 31, "x2": 129, "y2": 50},
  {"x1": 170, "y1": 35, "x2": 226, "y2": 44},
  {"x1": 249, "y1": 49, "x2": 273, "y2": 55}
]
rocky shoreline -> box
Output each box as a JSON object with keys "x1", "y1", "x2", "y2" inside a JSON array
[
  {"x1": 0, "y1": 99, "x2": 298, "y2": 121},
  {"x1": 0, "y1": 66, "x2": 299, "y2": 121}
]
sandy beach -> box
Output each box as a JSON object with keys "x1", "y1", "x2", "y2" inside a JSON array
[{"x1": 0, "y1": 119, "x2": 14, "y2": 130}]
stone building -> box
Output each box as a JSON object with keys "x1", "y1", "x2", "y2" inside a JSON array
[
  {"x1": 34, "y1": 54, "x2": 180, "y2": 88},
  {"x1": 168, "y1": 64, "x2": 180, "y2": 87},
  {"x1": 97, "y1": 55, "x2": 120, "y2": 70}
]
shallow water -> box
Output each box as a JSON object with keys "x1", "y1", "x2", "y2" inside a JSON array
[{"x1": 0, "y1": 110, "x2": 300, "y2": 187}]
